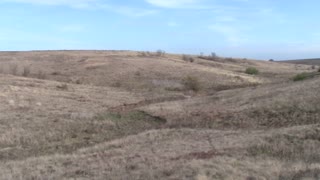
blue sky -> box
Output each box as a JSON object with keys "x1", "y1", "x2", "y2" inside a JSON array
[{"x1": 0, "y1": 0, "x2": 319, "y2": 60}]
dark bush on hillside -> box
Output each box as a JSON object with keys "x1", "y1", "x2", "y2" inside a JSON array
[
  {"x1": 198, "y1": 56, "x2": 218, "y2": 61},
  {"x1": 197, "y1": 52, "x2": 218, "y2": 61},
  {"x1": 182, "y1": 76, "x2": 201, "y2": 92},
  {"x1": 318, "y1": 67, "x2": 320, "y2": 72},
  {"x1": 182, "y1": 54, "x2": 194, "y2": 62},
  {"x1": 22, "y1": 66, "x2": 31, "y2": 77},
  {"x1": 156, "y1": 50, "x2": 165, "y2": 56},
  {"x1": 245, "y1": 67, "x2": 259, "y2": 75},
  {"x1": 293, "y1": 72, "x2": 315, "y2": 81}
]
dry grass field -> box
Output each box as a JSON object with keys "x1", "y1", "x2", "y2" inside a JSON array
[
  {"x1": 280, "y1": 58, "x2": 320, "y2": 66},
  {"x1": 0, "y1": 50, "x2": 319, "y2": 179}
]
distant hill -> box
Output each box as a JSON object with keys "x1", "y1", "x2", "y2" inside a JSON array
[{"x1": 280, "y1": 58, "x2": 320, "y2": 65}]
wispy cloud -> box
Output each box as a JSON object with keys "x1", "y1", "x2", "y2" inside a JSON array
[
  {"x1": 215, "y1": 15, "x2": 236, "y2": 22},
  {"x1": 145, "y1": 0, "x2": 204, "y2": 9},
  {"x1": 0, "y1": 0, "x2": 157, "y2": 17},
  {"x1": 209, "y1": 24, "x2": 248, "y2": 46},
  {"x1": 105, "y1": 6, "x2": 158, "y2": 17},
  {"x1": 0, "y1": 0, "x2": 99, "y2": 8}
]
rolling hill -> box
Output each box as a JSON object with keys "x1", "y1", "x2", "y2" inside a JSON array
[
  {"x1": 280, "y1": 58, "x2": 320, "y2": 66},
  {"x1": 0, "y1": 50, "x2": 319, "y2": 179}
]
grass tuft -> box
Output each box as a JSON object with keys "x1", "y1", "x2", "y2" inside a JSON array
[
  {"x1": 182, "y1": 76, "x2": 201, "y2": 92},
  {"x1": 245, "y1": 67, "x2": 259, "y2": 75}
]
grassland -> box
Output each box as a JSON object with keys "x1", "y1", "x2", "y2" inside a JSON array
[
  {"x1": 280, "y1": 58, "x2": 320, "y2": 66},
  {"x1": 0, "y1": 50, "x2": 319, "y2": 179}
]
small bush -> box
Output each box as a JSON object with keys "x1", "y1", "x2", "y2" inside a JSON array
[
  {"x1": 318, "y1": 67, "x2": 320, "y2": 72},
  {"x1": 197, "y1": 53, "x2": 219, "y2": 61},
  {"x1": 182, "y1": 76, "x2": 201, "y2": 92},
  {"x1": 139, "y1": 51, "x2": 148, "y2": 57},
  {"x1": 293, "y1": 72, "x2": 314, "y2": 81},
  {"x1": 22, "y1": 66, "x2": 31, "y2": 77},
  {"x1": 56, "y1": 83, "x2": 68, "y2": 90},
  {"x1": 156, "y1": 50, "x2": 165, "y2": 56},
  {"x1": 211, "y1": 52, "x2": 217, "y2": 58},
  {"x1": 269, "y1": 59, "x2": 274, "y2": 62},
  {"x1": 37, "y1": 70, "x2": 46, "y2": 79},
  {"x1": 51, "y1": 71, "x2": 61, "y2": 75},
  {"x1": 245, "y1": 67, "x2": 259, "y2": 75},
  {"x1": 182, "y1": 54, "x2": 194, "y2": 62}
]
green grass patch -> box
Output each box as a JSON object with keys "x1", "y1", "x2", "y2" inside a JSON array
[
  {"x1": 293, "y1": 72, "x2": 319, "y2": 81},
  {"x1": 245, "y1": 67, "x2": 259, "y2": 75}
]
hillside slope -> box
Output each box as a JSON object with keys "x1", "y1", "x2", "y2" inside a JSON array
[
  {"x1": 280, "y1": 58, "x2": 320, "y2": 66},
  {"x1": 0, "y1": 50, "x2": 319, "y2": 179},
  {"x1": 1, "y1": 125, "x2": 319, "y2": 179}
]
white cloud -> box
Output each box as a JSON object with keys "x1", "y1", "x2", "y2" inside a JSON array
[
  {"x1": 168, "y1": 21, "x2": 179, "y2": 27},
  {"x1": 0, "y1": 0, "x2": 99, "y2": 8},
  {"x1": 145, "y1": 0, "x2": 201, "y2": 8},
  {"x1": 0, "y1": 0, "x2": 157, "y2": 17},
  {"x1": 112, "y1": 6, "x2": 157, "y2": 17},
  {"x1": 209, "y1": 24, "x2": 248, "y2": 46}
]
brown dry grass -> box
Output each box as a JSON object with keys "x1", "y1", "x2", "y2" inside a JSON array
[
  {"x1": 0, "y1": 50, "x2": 319, "y2": 179},
  {"x1": 141, "y1": 76, "x2": 320, "y2": 130},
  {"x1": 0, "y1": 126, "x2": 319, "y2": 179}
]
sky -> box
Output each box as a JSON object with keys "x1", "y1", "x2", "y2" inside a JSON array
[{"x1": 0, "y1": 0, "x2": 320, "y2": 60}]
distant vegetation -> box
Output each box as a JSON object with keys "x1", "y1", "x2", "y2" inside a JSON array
[
  {"x1": 280, "y1": 58, "x2": 320, "y2": 65},
  {"x1": 156, "y1": 49, "x2": 166, "y2": 56},
  {"x1": 293, "y1": 72, "x2": 319, "y2": 81},
  {"x1": 182, "y1": 76, "x2": 201, "y2": 92},
  {"x1": 182, "y1": 54, "x2": 194, "y2": 62},
  {"x1": 198, "y1": 52, "x2": 219, "y2": 61},
  {"x1": 139, "y1": 50, "x2": 166, "y2": 57},
  {"x1": 245, "y1": 67, "x2": 259, "y2": 75}
]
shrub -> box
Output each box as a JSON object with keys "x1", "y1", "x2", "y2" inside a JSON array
[
  {"x1": 22, "y1": 66, "x2": 31, "y2": 77},
  {"x1": 245, "y1": 67, "x2": 259, "y2": 75},
  {"x1": 182, "y1": 76, "x2": 201, "y2": 92},
  {"x1": 269, "y1": 59, "x2": 274, "y2": 62},
  {"x1": 37, "y1": 70, "x2": 46, "y2": 79},
  {"x1": 156, "y1": 50, "x2": 165, "y2": 56},
  {"x1": 211, "y1": 52, "x2": 217, "y2": 58},
  {"x1": 293, "y1": 72, "x2": 314, "y2": 81},
  {"x1": 197, "y1": 52, "x2": 219, "y2": 61},
  {"x1": 139, "y1": 51, "x2": 148, "y2": 57},
  {"x1": 182, "y1": 54, "x2": 194, "y2": 62},
  {"x1": 56, "y1": 83, "x2": 68, "y2": 90},
  {"x1": 225, "y1": 57, "x2": 236, "y2": 62},
  {"x1": 318, "y1": 67, "x2": 320, "y2": 72},
  {"x1": 51, "y1": 71, "x2": 61, "y2": 75}
]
